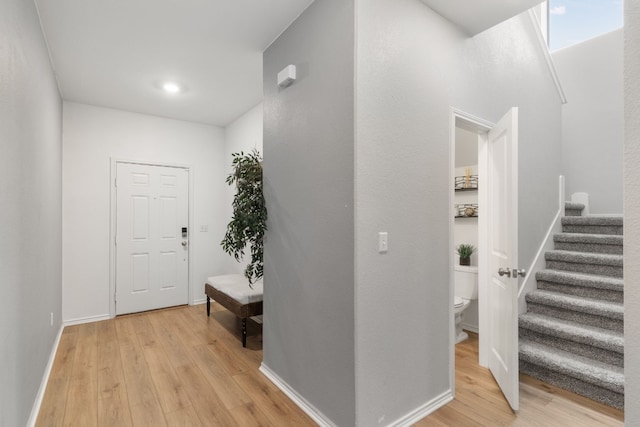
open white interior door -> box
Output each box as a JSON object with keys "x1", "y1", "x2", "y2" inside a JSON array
[{"x1": 487, "y1": 107, "x2": 519, "y2": 411}]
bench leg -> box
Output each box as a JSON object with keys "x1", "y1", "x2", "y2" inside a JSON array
[
  {"x1": 206, "y1": 296, "x2": 210, "y2": 317},
  {"x1": 242, "y1": 318, "x2": 247, "y2": 348}
]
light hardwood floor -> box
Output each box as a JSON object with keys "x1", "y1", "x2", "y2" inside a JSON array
[
  {"x1": 37, "y1": 306, "x2": 623, "y2": 426},
  {"x1": 416, "y1": 332, "x2": 623, "y2": 426}
]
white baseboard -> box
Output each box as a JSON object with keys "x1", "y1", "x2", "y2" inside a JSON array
[
  {"x1": 27, "y1": 324, "x2": 64, "y2": 427},
  {"x1": 191, "y1": 297, "x2": 207, "y2": 305},
  {"x1": 63, "y1": 313, "x2": 111, "y2": 326},
  {"x1": 259, "y1": 363, "x2": 337, "y2": 427},
  {"x1": 387, "y1": 390, "x2": 453, "y2": 427},
  {"x1": 260, "y1": 363, "x2": 453, "y2": 427}
]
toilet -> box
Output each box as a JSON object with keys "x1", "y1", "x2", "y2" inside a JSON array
[{"x1": 454, "y1": 265, "x2": 478, "y2": 344}]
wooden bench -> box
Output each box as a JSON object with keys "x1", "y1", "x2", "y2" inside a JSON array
[{"x1": 204, "y1": 274, "x2": 263, "y2": 347}]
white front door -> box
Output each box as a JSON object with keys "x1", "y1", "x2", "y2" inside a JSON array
[
  {"x1": 115, "y1": 162, "x2": 189, "y2": 315},
  {"x1": 487, "y1": 108, "x2": 519, "y2": 411}
]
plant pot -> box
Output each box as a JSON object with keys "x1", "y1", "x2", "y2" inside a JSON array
[{"x1": 459, "y1": 257, "x2": 470, "y2": 266}]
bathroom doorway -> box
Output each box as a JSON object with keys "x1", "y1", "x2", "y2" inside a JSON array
[
  {"x1": 449, "y1": 109, "x2": 492, "y2": 394},
  {"x1": 453, "y1": 118, "x2": 481, "y2": 339},
  {"x1": 450, "y1": 108, "x2": 521, "y2": 411}
]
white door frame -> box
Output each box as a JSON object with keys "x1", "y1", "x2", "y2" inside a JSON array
[
  {"x1": 449, "y1": 108, "x2": 494, "y2": 393},
  {"x1": 109, "y1": 158, "x2": 194, "y2": 318}
]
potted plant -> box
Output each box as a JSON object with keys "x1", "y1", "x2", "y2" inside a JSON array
[
  {"x1": 456, "y1": 244, "x2": 475, "y2": 266},
  {"x1": 221, "y1": 150, "x2": 267, "y2": 286}
]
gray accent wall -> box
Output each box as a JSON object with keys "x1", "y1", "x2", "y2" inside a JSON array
[
  {"x1": 554, "y1": 30, "x2": 623, "y2": 214},
  {"x1": 355, "y1": 1, "x2": 562, "y2": 424},
  {"x1": 0, "y1": 0, "x2": 63, "y2": 424},
  {"x1": 624, "y1": 0, "x2": 640, "y2": 421},
  {"x1": 262, "y1": 0, "x2": 356, "y2": 425}
]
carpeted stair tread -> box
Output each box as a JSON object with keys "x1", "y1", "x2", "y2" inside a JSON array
[
  {"x1": 519, "y1": 339, "x2": 624, "y2": 394},
  {"x1": 545, "y1": 250, "x2": 622, "y2": 267},
  {"x1": 564, "y1": 202, "x2": 586, "y2": 216},
  {"x1": 545, "y1": 250, "x2": 623, "y2": 277},
  {"x1": 553, "y1": 232, "x2": 623, "y2": 255},
  {"x1": 520, "y1": 360, "x2": 623, "y2": 408},
  {"x1": 561, "y1": 216, "x2": 623, "y2": 235},
  {"x1": 535, "y1": 269, "x2": 623, "y2": 292},
  {"x1": 519, "y1": 312, "x2": 623, "y2": 354},
  {"x1": 525, "y1": 290, "x2": 623, "y2": 320},
  {"x1": 554, "y1": 233, "x2": 622, "y2": 246},
  {"x1": 561, "y1": 216, "x2": 623, "y2": 226},
  {"x1": 564, "y1": 202, "x2": 585, "y2": 211}
]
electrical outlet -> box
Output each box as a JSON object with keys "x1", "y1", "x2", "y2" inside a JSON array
[{"x1": 50, "y1": 312, "x2": 53, "y2": 326}]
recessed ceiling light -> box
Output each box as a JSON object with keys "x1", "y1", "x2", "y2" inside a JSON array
[{"x1": 162, "y1": 82, "x2": 181, "y2": 94}]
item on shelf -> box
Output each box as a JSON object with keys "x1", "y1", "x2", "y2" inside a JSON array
[
  {"x1": 455, "y1": 204, "x2": 478, "y2": 217},
  {"x1": 454, "y1": 174, "x2": 478, "y2": 190},
  {"x1": 456, "y1": 244, "x2": 476, "y2": 266}
]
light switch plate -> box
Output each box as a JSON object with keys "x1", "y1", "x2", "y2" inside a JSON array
[{"x1": 378, "y1": 232, "x2": 388, "y2": 253}]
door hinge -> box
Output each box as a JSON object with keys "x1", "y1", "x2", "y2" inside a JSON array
[
  {"x1": 115, "y1": 235, "x2": 118, "y2": 245},
  {"x1": 114, "y1": 177, "x2": 117, "y2": 188}
]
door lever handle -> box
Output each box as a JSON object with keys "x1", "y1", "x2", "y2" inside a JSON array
[{"x1": 498, "y1": 268, "x2": 511, "y2": 277}]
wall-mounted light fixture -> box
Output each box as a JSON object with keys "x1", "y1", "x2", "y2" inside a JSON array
[{"x1": 277, "y1": 65, "x2": 296, "y2": 88}]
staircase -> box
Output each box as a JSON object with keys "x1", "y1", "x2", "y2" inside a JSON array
[{"x1": 518, "y1": 201, "x2": 624, "y2": 409}]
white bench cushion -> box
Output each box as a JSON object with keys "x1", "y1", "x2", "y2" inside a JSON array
[{"x1": 206, "y1": 274, "x2": 263, "y2": 305}]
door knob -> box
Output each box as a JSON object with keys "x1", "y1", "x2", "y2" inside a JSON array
[
  {"x1": 498, "y1": 268, "x2": 511, "y2": 277},
  {"x1": 513, "y1": 268, "x2": 526, "y2": 277},
  {"x1": 182, "y1": 241, "x2": 188, "y2": 247}
]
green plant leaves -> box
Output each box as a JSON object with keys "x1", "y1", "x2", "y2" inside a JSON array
[
  {"x1": 221, "y1": 150, "x2": 267, "y2": 286},
  {"x1": 456, "y1": 244, "x2": 476, "y2": 258}
]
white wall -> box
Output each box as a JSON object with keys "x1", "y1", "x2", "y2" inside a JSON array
[
  {"x1": 222, "y1": 103, "x2": 264, "y2": 274},
  {"x1": 554, "y1": 30, "x2": 623, "y2": 214},
  {"x1": 355, "y1": 1, "x2": 562, "y2": 424},
  {"x1": 455, "y1": 127, "x2": 479, "y2": 167},
  {"x1": 0, "y1": 0, "x2": 62, "y2": 424},
  {"x1": 624, "y1": 0, "x2": 640, "y2": 420},
  {"x1": 62, "y1": 102, "x2": 228, "y2": 322}
]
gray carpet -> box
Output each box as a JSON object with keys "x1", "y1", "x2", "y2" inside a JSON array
[
  {"x1": 553, "y1": 233, "x2": 623, "y2": 255},
  {"x1": 519, "y1": 201, "x2": 624, "y2": 409},
  {"x1": 561, "y1": 215, "x2": 623, "y2": 235},
  {"x1": 545, "y1": 250, "x2": 623, "y2": 278},
  {"x1": 564, "y1": 201, "x2": 586, "y2": 216}
]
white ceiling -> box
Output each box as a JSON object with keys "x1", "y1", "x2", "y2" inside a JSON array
[
  {"x1": 420, "y1": 0, "x2": 543, "y2": 36},
  {"x1": 35, "y1": 0, "x2": 314, "y2": 127}
]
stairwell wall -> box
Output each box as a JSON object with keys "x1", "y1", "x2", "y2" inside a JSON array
[
  {"x1": 624, "y1": 0, "x2": 640, "y2": 421},
  {"x1": 553, "y1": 30, "x2": 623, "y2": 214}
]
